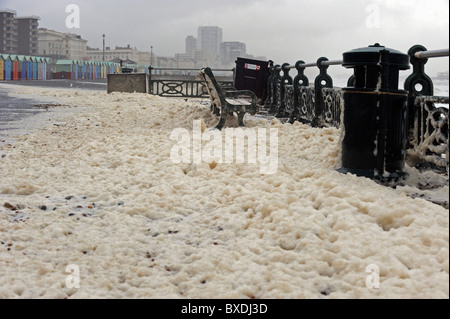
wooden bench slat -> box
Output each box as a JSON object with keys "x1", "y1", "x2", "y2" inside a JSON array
[{"x1": 226, "y1": 98, "x2": 252, "y2": 106}]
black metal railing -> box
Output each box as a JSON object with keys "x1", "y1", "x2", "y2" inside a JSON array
[
  {"x1": 148, "y1": 67, "x2": 234, "y2": 98},
  {"x1": 264, "y1": 45, "x2": 449, "y2": 170},
  {"x1": 264, "y1": 58, "x2": 344, "y2": 128},
  {"x1": 404, "y1": 46, "x2": 449, "y2": 169},
  {"x1": 147, "y1": 46, "x2": 448, "y2": 170}
]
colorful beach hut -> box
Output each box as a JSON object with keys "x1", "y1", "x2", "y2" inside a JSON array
[
  {"x1": 42, "y1": 58, "x2": 50, "y2": 80},
  {"x1": 17, "y1": 55, "x2": 26, "y2": 80},
  {"x1": 77, "y1": 60, "x2": 83, "y2": 79},
  {"x1": 55, "y1": 60, "x2": 74, "y2": 79},
  {"x1": 9, "y1": 55, "x2": 19, "y2": 80},
  {"x1": 36, "y1": 57, "x2": 43, "y2": 80},
  {"x1": 95, "y1": 62, "x2": 100, "y2": 79},
  {"x1": 79, "y1": 61, "x2": 84, "y2": 79},
  {"x1": 90, "y1": 61, "x2": 95, "y2": 79},
  {"x1": 91, "y1": 62, "x2": 95, "y2": 79},
  {"x1": 81, "y1": 61, "x2": 86, "y2": 79},
  {"x1": 0, "y1": 54, "x2": 5, "y2": 81},
  {"x1": 32, "y1": 57, "x2": 38, "y2": 80},
  {"x1": 74, "y1": 61, "x2": 79, "y2": 80},
  {"x1": 3, "y1": 55, "x2": 12, "y2": 80},
  {"x1": 89, "y1": 61, "x2": 93, "y2": 78},
  {"x1": 27, "y1": 56, "x2": 33, "y2": 80},
  {"x1": 84, "y1": 61, "x2": 90, "y2": 79}
]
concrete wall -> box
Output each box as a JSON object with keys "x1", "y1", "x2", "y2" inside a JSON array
[{"x1": 107, "y1": 73, "x2": 148, "y2": 94}]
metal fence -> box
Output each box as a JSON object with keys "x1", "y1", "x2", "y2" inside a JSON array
[
  {"x1": 263, "y1": 46, "x2": 448, "y2": 169},
  {"x1": 148, "y1": 67, "x2": 234, "y2": 98},
  {"x1": 146, "y1": 46, "x2": 448, "y2": 170}
]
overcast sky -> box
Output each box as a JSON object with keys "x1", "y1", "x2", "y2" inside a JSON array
[{"x1": 2, "y1": 0, "x2": 449, "y2": 76}]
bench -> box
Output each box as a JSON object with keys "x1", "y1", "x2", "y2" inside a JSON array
[{"x1": 199, "y1": 67, "x2": 259, "y2": 130}]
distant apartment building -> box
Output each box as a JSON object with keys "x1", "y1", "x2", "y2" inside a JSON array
[
  {"x1": 38, "y1": 28, "x2": 87, "y2": 61},
  {"x1": 175, "y1": 53, "x2": 195, "y2": 69},
  {"x1": 87, "y1": 44, "x2": 141, "y2": 63},
  {"x1": 198, "y1": 26, "x2": 222, "y2": 57},
  {"x1": 38, "y1": 28, "x2": 65, "y2": 59},
  {"x1": 1, "y1": 9, "x2": 40, "y2": 55},
  {"x1": 63, "y1": 33, "x2": 87, "y2": 60},
  {"x1": 184, "y1": 27, "x2": 265, "y2": 68},
  {"x1": 0, "y1": 9, "x2": 18, "y2": 54},
  {"x1": 139, "y1": 51, "x2": 151, "y2": 66},
  {"x1": 17, "y1": 15, "x2": 40, "y2": 55},
  {"x1": 185, "y1": 35, "x2": 197, "y2": 57},
  {"x1": 220, "y1": 41, "x2": 246, "y2": 67}
]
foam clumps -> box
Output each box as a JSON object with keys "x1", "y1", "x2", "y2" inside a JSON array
[{"x1": 0, "y1": 85, "x2": 448, "y2": 299}]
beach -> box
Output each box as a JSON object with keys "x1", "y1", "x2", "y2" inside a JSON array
[{"x1": 0, "y1": 83, "x2": 448, "y2": 299}]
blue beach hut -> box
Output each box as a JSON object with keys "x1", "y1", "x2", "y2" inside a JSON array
[
  {"x1": 4, "y1": 55, "x2": 12, "y2": 80},
  {"x1": 36, "y1": 57, "x2": 44, "y2": 80},
  {"x1": 32, "y1": 57, "x2": 38, "y2": 80},
  {"x1": 27, "y1": 56, "x2": 33, "y2": 80},
  {"x1": 0, "y1": 55, "x2": 4, "y2": 80}
]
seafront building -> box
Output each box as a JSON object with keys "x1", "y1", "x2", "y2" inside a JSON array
[
  {"x1": 38, "y1": 28, "x2": 87, "y2": 62},
  {"x1": 177, "y1": 27, "x2": 266, "y2": 70},
  {"x1": 0, "y1": 9, "x2": 18, "y2": 54},
  {"x1": 198, "y1": 26, "x2": 223, "y2": 58},
  {"x1": 17, "y1": 15, "x2": 40, "y2": 56},
  {"x1": 220, "y1": 42, "x2": 246, "y2": 67},
  {"x1": 86, "y1": 44, "x2": 151, "y2": 66},
  {"x1": 0, "y1": 9, "x2": 40, "y2": 56},
  {"x1": 2, "y1": 7, "x2": 266, "y2": 77}
]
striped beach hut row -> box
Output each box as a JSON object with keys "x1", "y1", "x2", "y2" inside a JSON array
[
  {"x1": 0, "y1": 54, "x2": 51, "y2": 81},
  {"x1": 54, "y1": 60, "x2": 144, "y2": 80},
  {"x1": 1, "y1": 55, "x2": 150, "y2": 81}
]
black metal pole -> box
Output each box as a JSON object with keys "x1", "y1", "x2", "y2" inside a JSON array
[{"x1": 102, "y1": 34, "x2": 105, "y2": 62}]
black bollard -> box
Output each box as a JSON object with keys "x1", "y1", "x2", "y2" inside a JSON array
[{"x1": 338, "y1": 44, "x2": 410, "y2": 180}]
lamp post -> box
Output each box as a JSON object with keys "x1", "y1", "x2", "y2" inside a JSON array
[
  {"x1": 102, "y1": 34, "x2": 105, "y2": 61},
  {"x1": 150, "y1": 45, "x2": 153, "y2": 66}
]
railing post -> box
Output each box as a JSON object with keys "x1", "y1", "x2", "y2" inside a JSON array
[
  {"x1": 148, "y1": 66, "x2": 153, "y2": 94},
  {"x1": 275, "y1": 63, "x2": 293, "y2": 118},
  {"x1": 313, "y1": 57, "x2": 333, "y2": 127},
  {"x1": 288, "y1": 60, "x2": 309, "y2": 124},
  {"x1": 268, "y1": 65, "x2": 281, "y2": 114},
  {"x1": 263, "y1": 63, "x2": 275, "y2": 108},
  {"x1": 339, "y1": 44, "x2": 410, "y2": 180},
  {"x1": 404, "y1": 45, "x2": 434, "y2": 142}
]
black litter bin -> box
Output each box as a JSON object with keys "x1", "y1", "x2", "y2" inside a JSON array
[
  {"x1": 339, "y1": 44, "x2": 410, "y2": 179},
  {"x1": 234, "y1": 57, "x2": 270, "y2": 101}
]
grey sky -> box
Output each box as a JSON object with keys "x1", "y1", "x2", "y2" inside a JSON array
[{"x1": 1, "y1": 0, "x2": 449, "y2": 76}]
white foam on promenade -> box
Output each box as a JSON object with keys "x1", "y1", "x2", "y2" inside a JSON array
[{"x1": 0, "y1": 84, "x2": 448, "y2": 299}]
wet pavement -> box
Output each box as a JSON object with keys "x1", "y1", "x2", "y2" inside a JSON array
[
  {"x1": 0, "y1": 79, "x2": 106, "y2": 146},
  {"x1": 0, "y1": 79, "x2": 107, "y2": 91}
]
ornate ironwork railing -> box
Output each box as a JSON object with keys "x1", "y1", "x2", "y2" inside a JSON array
[
  {"x1": 146, "y1": 46, "x2": 448, "y2": 170},
  {"x1": 264, "y1": 45, "x2": 448, "y2": 169},
  {"x1": 409, "y1": 96, "x2": 449, "y2": 167},
  {"x1": 322, "y1": 87, "x2": 342, "y2": 128},
  {"x1": 148, "y1": 67, "x2": 234, "y2": 98},
  {"x1": 403, "y1": 45, "x2": 449, "y2": 169}
]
